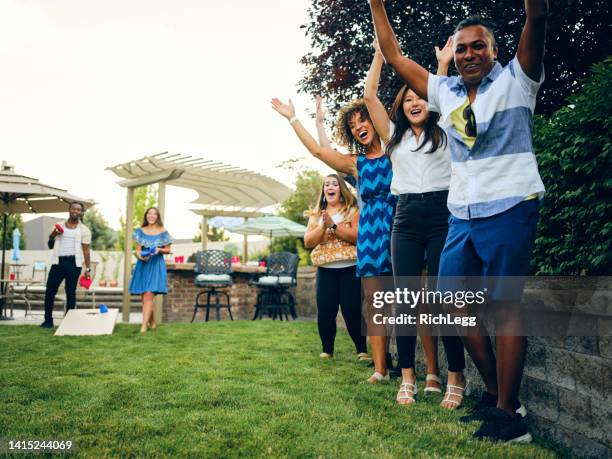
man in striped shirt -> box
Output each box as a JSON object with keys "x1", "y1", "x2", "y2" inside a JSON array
[{"x1": 370, "y1": 0, "x2": 548, "y2": 443}]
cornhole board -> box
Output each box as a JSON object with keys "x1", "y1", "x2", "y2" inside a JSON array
[{"x1": 54, "y1": 308, "x2": 119, "y2": 336}]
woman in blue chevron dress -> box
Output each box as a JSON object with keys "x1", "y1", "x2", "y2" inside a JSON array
[
  {"x1": 271, "y1": 96, "x2": 396, "y2": 384},
  {"x1": 355, "y1": 153, "x2": 395, "y2": 277}
]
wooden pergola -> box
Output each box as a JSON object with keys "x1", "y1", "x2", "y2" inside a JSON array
[{"x1": 106, "y1": 152, "x2": 291, "y2": 322}]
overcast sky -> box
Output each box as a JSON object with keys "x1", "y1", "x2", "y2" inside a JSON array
[{"x1": 0, "y1": 0, "x2": 334, "y2": 239}]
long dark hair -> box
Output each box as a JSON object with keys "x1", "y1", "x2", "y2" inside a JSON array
[
  {"x1": 385, "y1": 85, "x2": 447, "y2": 155},
  {"x1": 142, "y1": 207, "x2": 163, "y2": 227}
]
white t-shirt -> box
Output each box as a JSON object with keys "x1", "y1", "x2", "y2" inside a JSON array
[
  {"x1": 50, "y1": 222, "x2": 92, "y2": 267},
  {"x1": 58, "y1": 227, "x2": 77, "y2": 256},
  {"x1": 386, "y1": 121, "x2": 451, "y2": 195},
  {"x1": 317, "y1": 211, "x2": 356, "y2": 269}
]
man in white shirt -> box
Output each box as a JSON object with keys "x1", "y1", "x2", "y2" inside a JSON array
[{"x1": 41, "y1": 202, "x2": 92, "y2": 328}]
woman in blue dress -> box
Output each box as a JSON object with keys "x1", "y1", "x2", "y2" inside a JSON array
[
  {"x1": 271, "y1": 97, "x2": 396, "y2": 383},
  {"x1": 129, "y1": 207, "x2": 173, "y2": 333}
]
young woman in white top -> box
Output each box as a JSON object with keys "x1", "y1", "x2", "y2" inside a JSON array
[
  {"x1": 364, "y1": 39, "x2": 468, "y2": 408},
  {"x1": 304, "y1": 174, "x2": 366, "y2": 359}
]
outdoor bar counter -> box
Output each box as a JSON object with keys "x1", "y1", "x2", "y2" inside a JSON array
[{"x1": 163, "y1": 262, "x2": 267, "y2": 322}]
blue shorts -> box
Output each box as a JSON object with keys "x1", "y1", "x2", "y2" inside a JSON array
[{"x1": 438, "y1": 199, "x2": 540, "y2": 301}]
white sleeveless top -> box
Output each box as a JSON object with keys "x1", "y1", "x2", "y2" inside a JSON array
[{"x1": 386, "y1": 121, "x2": 451, "y2": 195}]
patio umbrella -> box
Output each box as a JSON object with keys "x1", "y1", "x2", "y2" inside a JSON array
[
  {"x1": 208, "y1": 216, "x2": 244, "y2": 230},
  {"x1": 0, "y1": 166, "x2": 93, "y2": 319},
  {"x1": 228, "y1": 215, "x2": 307, "y2": 239},
  {"x1": 11, "y1": 228, "x2": 20, "y2": 262}
]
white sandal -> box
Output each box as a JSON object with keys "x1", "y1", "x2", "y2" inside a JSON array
[
  {"x1": 357, "y1": 352, "x2": 372, "y2": 362},
  {"x1": 396, "y1": 381, "x2": 417, "y2": 404},
  {"x1": 424, "y1": 374, "x2": 442, "y2": 393},
  {"x1": 365, "y1": 371, "x2": 390, "y2": 384},
  {"x1": 441, "y1": 379, "x2": 470, "y2": 409}
]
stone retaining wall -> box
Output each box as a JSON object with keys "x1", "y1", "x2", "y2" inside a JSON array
[{"x1": 294, "y1": 272, "x2": 611, "y2": 458}]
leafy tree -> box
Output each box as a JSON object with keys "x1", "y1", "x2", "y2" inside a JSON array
[
  {"x1": 223, "y1": 243, "x2": 239, "y2": 257},
  {"x1": 531, "y1": 58, "x2": 612, "y2": 275},
  {"x1": 118, "y1": 185, "x2": 158, "y2": 250},
  {"x1": 0, "y1": 215, "x2": 25, "y2": 250},
  {"x1": 83, "y1": 207, "x2": 116, "y2": 250},
  {"x1": 278, "y1": 168, "x2": 324, "y2": 226},
  {"x1": 270, "y1": 237, "x2": 299, "y2": 255},
  {"x1": 274, "y1": 165, "x2": 324, "y2": 266},
  {"x1": 193, "y1": 225, "x2": 229, "y2": 243},
  {"x1": 270, "y1": 237, "x2": 312, "y2": 267},
  {"x1": 299, "y1": 0, "x2": 610, "y2": 117}
]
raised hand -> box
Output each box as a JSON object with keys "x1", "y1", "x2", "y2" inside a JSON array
[
  {"x1": 373, "y1": 38, "x2": 386, "y2": 64},
  {"x1": 435, "y1": 36, "x2": 454, "y2": 67},
  {"x1": 271, "y1": 98, "x2": 296, "y2": 120},
  {"x1": 373, "y1": 38, "x2": 382, "y2": 56},
  {"x1": 315, "y1": 95, "x2": 325, "y2": 124}
]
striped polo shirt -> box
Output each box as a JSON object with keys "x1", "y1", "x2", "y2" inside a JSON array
[{"x1": 427, "y1": 56, "x2": 545, "y2": 220}]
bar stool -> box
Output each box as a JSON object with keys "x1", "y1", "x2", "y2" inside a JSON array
[{"x1": 191, "y1": 250, "x2": 233, "y2": 322}]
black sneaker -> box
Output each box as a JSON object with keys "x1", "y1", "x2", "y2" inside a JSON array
[
  {"x1": 473, "y1": 408, "x2": 532, "y2": 443},
  {"x1": 460, "y1": 392, "x2": 497, "y2": 423},
  {"x1": 40, "y1": 321, "x2": 54, "y2": 329},
  {"x1": 461, "y1": 397, "x2": 527, "y2": 423}
]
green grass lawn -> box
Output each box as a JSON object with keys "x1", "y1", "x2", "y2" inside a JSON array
[{"x1": 0, "y1": 321, "x2": 566, "y2": 458}]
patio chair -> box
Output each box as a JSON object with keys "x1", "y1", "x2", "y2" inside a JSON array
[
  {"x1": 31, "y1": 261, "x2": 48, "y2": 283},
  {"x1": 0, "y1": 282, "x2": 31, "y2": 318},
  {"x1": 251, "y1": 252, "x2": 299, "y2": 320},
  {"x1": 191, "y1": 250, "x2": 233, "y2": 322},
  {"x1": 10, "y1": 261, "x2": 47, "y2": 317}
]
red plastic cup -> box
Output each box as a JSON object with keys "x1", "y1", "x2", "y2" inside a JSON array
[
  {"x1": 179, "y1": 256, "x2": 184, "y2": 263},
  {"x1": 9, "y1": 273, "x2": 15, "y2": 281},
  {"x1": 259, "y1": 261, "x2": 266, "y2": 267},
  {"x1": 54, "y1": 223, "x2": 64, "y2": 234},
  {"x1": 174, "y1": 256, "x2": 180, "y2": 263},
  {"x1": 79, "y1": 275, "x2": 92, "y2": 290}
]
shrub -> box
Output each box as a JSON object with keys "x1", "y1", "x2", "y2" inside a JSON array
[{"x1": 531, "y1": 58, "x2": 612, "y2": 275}]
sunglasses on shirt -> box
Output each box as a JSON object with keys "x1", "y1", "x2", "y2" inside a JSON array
[{"x1": 462, "y1": 104, "x2": 477, "y2": 138}]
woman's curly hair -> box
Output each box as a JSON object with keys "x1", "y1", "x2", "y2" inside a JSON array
[{"x1": 333, "y1": 99, "x2": 372, "y2": 154}]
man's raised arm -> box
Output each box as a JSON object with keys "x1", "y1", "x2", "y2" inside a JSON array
[
  {"x1": 368, "y1": 0, "x2": 429, "y2": 99},
  {"x1": 517, "y1": 0, "x2": 548, "y2": 81}
]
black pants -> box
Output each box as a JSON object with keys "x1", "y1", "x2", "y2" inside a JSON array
[
  {"x1": 391, "y1": 191, "x2": 466, "y2": 372},
  {"x1": 316, "y1": 265, "x2": 367, "y2": 355},
  {"x1": 44, "y1": 256, "x2": 82, "y2": 322}
]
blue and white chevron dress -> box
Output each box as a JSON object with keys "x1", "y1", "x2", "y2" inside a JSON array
[{"x1": 356, "y1": 154, "x2": 396, "y2": 277}]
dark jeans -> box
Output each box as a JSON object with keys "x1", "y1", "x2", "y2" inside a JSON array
[
  {"x1": 44, "y1": 256, "x2": 82, "y2": 322},
  {"x1": 391, "y1": 191, "x2": 466, "y2": 372},
  {"x1": 316, "y1": 265, "x2": 367, "y2": 355}
]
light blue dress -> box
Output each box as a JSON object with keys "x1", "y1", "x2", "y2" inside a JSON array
[{"x1": 129, "y1": 227, "x2": 173, "y2": 295}]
